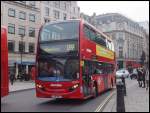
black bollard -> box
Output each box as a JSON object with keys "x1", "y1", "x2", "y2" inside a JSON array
[
  {"x1": 116, "y1": 81, "x2": 125, "y2": 112},
  {"x1": 121, "y1": 77, "x2": 127, "y2": 96}
]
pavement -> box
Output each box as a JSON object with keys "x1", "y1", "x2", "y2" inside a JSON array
[
  {"x1": 102, "y1": 78, "x2": 149, "y2": 112},
  {"x1": 9, "y1": 80, "x2": 35, "y2": 92},
  {"x1": 2, "y1": 85, "x2": 114, "y2": 112}
]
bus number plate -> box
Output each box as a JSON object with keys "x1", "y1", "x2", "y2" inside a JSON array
[{"x1": 51, "y1": 95, "x2": 62, "y2": 98}]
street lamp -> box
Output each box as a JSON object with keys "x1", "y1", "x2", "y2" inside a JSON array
[{"x1": 20, "y1": 34, "x2": 24, "y2": 79}]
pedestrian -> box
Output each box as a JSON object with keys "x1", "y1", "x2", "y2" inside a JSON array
[
  {"x1": 141, "y1": 67, "x2": 146, "y2": 88},
  {"x1": 137, "y1": 68, "x2": 142, "y2": 87},
  {"x1": 145, "y1": 64, "x2": 149, "y2": 91},
  {"x1": 31, "y1": 66, "x2": 35, "y2": 80},
  {"x1": 22, "y1": 70, "x2": 26, "y2": 81},
  {"x1": 19, "y1": 71, "x2": 24, "y2": 82},
  {"x1": 9, "y1": 71, "x2": 15, "y2": 85}
]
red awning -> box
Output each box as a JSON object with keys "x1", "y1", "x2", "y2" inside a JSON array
[{"x1": 132, "y1": 63, "x2": 142, "y2": 68}]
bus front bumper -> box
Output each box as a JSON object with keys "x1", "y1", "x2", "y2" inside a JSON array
[{"x1": 36, "y1": 86, "x2": 84, "y2": 99}]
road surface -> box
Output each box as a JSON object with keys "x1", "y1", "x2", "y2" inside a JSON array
[{"x1": 1, "y1": 88, "x2": 114, "y2": 112}]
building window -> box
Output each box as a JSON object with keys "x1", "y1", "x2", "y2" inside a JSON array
[
  {"x1": 119, "y1": 46, "x2": 123, "y2": 50},
  {"x1": 44, "y1": 18, "x2": 50, "y2": 23},
  {"x1": 54, "y1": 1, "x2": 60, "y2": 8},
  {"x1": 63, "y1": 13, "x2": 67, "y2": 20},
  {"x1": 29, "y1": 27, "x2": 35, "y2": 37},
  {"x1": 18, "y1": 26, "x2": 25, "y2": 36},
  {"x1": 19, "y1": 11, "x2": 26, "y2": 20},
  {"x1": 19, "y1": 42, "x2": 25, "y2": 53},
  {"x1": 119, "y1": 46, "x2": 123, "y2": 58},
  {"x1": 8, "y1": 41, "x2": 15, "y2": 52},
  {"x1": 62, "y1": 2, "x2": 67, "y2": 10},
  {"x1": 53, "y1": 10, "x2": 60, "y2": 19},
  {"x1": 44, "y1": 1, "x2": 49, "y2": 4},
  {"x1": 18, "y1": 1, "x2": 26, "y2": 4},
  {"x1": 119, "y1": 50, "x2": 123, "y2": 58},
  {"x1": 8, "y1": 8, "x2": 15, "y2": 17},
  {"x1": 78, "y1": 7, "x2": 80, "y2": 12},
  {"x1": 73, "y1": 7, "x2": 76, "y2": 13},
  {"x1": 29, "y1": 14, "x2": 35, "y2": 22},
  {"x1": 29, "y1": 43, "x2": 35, "y2": 53},
  {"x1": 8, "y1": 23, "x2": 15, "y2": 34},
  {"x1": 45, "y1": 7, "x2": 49, "y2": 16},
  {"x1": 71, "y1": 17, "x2": 76, "y2": 19},
  {"x1": 118, "y1": 32, "x2": 123, "y2": 40},
  {"x1": 29, "y1": 1, "x2": 35, "y2": 7}
]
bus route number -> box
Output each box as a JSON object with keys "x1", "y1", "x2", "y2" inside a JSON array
[{"x1": 66, "y1": 44, "x2": 75, "y2": 51}]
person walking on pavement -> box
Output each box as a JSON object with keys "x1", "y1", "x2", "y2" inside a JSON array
[
  {"x1": 141, "y1": 67, "x2": 146, "y2": 88},
  {"x1": 137, "y1": 68, "x2": 142, "y2": 87},
  {"x1": 145, "y1": 64, "x2": 149, "y2": 91},
  {"x1": 9, "y1": 71, "x2": 15, "y2": 85},
  {"x1": 31, "y1": 66, "x2": 36, "y2": 80}
]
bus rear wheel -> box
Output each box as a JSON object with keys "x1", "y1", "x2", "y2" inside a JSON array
[{"x1": 110, "y1": 79, "x2": 114, "y2": 89}]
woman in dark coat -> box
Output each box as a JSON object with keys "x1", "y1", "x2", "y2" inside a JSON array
[{"x1": 137, "y1": 68, "x2": 142, "y2": 87}]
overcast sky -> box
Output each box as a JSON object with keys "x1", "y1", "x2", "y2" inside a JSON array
[{"x1": 77, "y1": 1, "x2": 149, "y2": 22}]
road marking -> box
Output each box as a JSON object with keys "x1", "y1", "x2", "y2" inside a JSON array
[{"x1": 94, "y1": 90, "x2": 116, "y2": 112}]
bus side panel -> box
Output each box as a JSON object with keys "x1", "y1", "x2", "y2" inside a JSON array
[
  {"x1": 92, "y1": 75, "x2": 105, "y2": 93},
  {"x1": 1, "y1": 51, "x2": 9, "y2": 97},
  {"x1": 1, "y1": 27, "x2": 9, "y2": 97},
  {"x1": 79, "y1": 20, "x2": 85, "y2": 98}
]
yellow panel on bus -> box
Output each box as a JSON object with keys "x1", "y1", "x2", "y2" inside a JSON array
[
  {"x1": 96, "y1": 45, "x2": 114, "y2": 60},
  {"x1": 80, "y1": 60, "x2": 84, "y2": 67}
]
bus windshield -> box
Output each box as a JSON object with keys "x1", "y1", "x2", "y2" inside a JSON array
[
  {"x1": 38, "y1": 21, "x2": 80, "y2": 81},
  {"x1": 38, "y1": 58, "x2": 79, "y2": 81}
]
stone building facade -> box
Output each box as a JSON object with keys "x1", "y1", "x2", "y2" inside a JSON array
[{"x1": 1, "y1": 1, "x2": 41, "y2": 77}]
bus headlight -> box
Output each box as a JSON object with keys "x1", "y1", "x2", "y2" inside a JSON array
[
  {"x1": 68, "y1": 84, "x2": 79, "y2": 92},
  {"x1": 80, "y1": 86, "x2": 83, "y2": 93},
  {"x1": 72, "y1": 84, "x2": 79, "y2": 89},
  {"x1": 37, "y1": 84, "x2": 43, "y2": 88}
]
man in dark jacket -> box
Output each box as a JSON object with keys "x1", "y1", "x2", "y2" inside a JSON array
[
  {"x1": 137, "y1": 68, "x2": 142, "y2": 87},
  {"x1": 141, "y1": 67, "x2": 146, "y2": 88}
]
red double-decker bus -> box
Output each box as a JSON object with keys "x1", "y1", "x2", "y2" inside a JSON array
[
  {"x1": 35, "y1": 19, "x2": 116, "y2": 99},
  {"x1": 1, "y1": 26, "x2": 9, "y2": 97}
]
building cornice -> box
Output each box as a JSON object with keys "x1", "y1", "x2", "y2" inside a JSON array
[
  {"x1": 2, "y1": 1, "x2": 40, "y2": 12},
  {"x1": 104, "y1": 30, "x2": 145, "y2": 39}
]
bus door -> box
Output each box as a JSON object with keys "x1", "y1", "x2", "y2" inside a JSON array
[
  {"x1": 103, "y1": 74, "x2": 108, "y2": 90},
  {"x1": 101, "y1": 63, "x2": 109, "y2": 90},
  {"x1": 82, "y1": 60, "x2": 93, "y2": 96},
  {"x1": 104, "y1": 63, "x2": 112, "y2": 90}
]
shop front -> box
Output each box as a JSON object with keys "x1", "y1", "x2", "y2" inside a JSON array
[{"x1": 8, "y1": 60, "x2": 35, "y2": 81}]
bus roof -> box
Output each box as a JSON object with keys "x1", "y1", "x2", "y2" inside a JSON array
[
  {"x1": 1, "y1": 26, "x2": 7, "y2": 29},
  {"x1": 43, "y1": 19, "x2": 80, "y2": 26}
]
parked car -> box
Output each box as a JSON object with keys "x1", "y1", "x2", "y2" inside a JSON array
[
  {"x1": 116, "y1": 68, "x2": 129, "y2": 78},
  {"x1": 130, "y1": 68, "x2": 138, "y2": 79}
]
